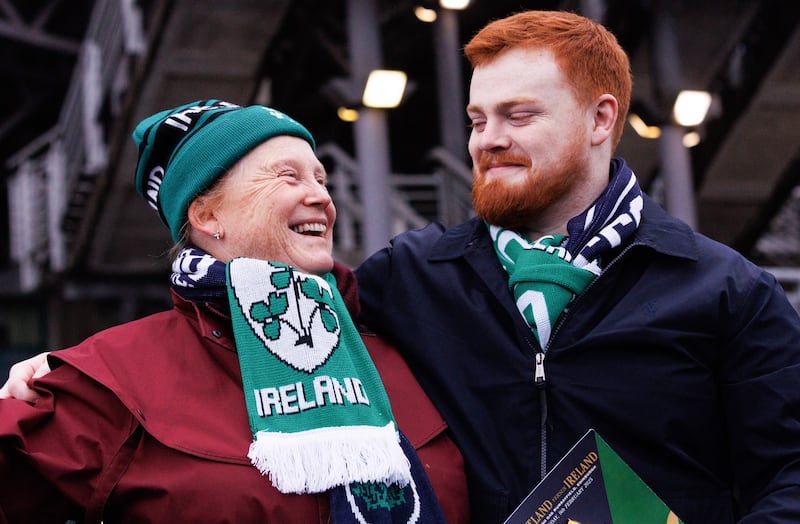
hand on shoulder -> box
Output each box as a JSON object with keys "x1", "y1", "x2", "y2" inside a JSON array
[{"x1": 0, "y1": 352, "x2": 51, "y2": 402}]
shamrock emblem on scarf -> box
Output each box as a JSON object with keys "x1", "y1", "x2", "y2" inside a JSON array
[
  {"x1": 249, "y1": 266, "x2": 339, "y2": 343},
  {"x1": 229, "y1": 259, "x2": 341, "y2": 373}
]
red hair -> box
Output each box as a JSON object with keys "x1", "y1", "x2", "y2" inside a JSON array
[{"x1": 465, "y1": 10, "x2": 632, "y2": 148}]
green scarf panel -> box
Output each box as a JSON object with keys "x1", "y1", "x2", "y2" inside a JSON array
[
  {"x1": 226, "y1": 258, "x2": 410, "y2": 494},
  {"x1": 491, "y1": 229, "x2": 596, "y2": 347}
]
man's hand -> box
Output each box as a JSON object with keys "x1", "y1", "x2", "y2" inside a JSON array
[{"x1": 0, "y1": 352, "x2": 51, "y2": 402}]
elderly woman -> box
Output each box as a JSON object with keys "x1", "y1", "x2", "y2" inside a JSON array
[{"x1": 0, "y1": 100, "x2": 468, "y2": 523}]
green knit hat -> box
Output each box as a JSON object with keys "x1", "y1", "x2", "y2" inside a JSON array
[{"x1": 132, "y1": 99, "x2": 316, "y2": 241}]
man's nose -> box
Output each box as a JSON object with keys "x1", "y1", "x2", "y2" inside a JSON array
[{"x1": 475, "y1": 120, "x2": 512, "y2": 151}]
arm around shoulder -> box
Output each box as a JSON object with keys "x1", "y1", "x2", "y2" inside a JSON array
[{"x1": 0, "y1": 361, "x2": 138, "y2": 522}]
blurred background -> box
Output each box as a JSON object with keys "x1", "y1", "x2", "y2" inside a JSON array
[{"x1": 1, "y1": 0, "x2": 799, "y2": 371}]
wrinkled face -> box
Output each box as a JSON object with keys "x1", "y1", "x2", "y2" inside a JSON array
[
  {"x1": 467, "y1": 47, "x2": 593, "y2": 230},
  {"x1": 212, "y1": 136, "x2": 336, "y2": 274}
]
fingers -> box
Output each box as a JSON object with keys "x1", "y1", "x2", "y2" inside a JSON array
[
  {"x1": 32, "y1": 359, "x2": 52, "y2": 379},
  {"x1": 0, "y1": 362, "x2": 32, "y2": 400},
  {"x1": 6, "y1": 376, "x2": 43, "y2": 403},
  {"x1": 0, "y1": 352, "x2": 51, "y2": 403}
]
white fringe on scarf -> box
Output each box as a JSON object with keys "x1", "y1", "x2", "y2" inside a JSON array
[{"x1": 248, "y1": 421, "x2": 412, "y2": 494}]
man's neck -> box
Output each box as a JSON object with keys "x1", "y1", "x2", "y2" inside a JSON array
[
  {"x1": 521, "y1": 184, "x2": 608, "y2": 238},
  {"x1": 531, "y1": 157, "x2": 614, "y2": 236}
]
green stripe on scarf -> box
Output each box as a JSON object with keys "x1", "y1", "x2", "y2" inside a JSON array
[
  {"x1": 226, "y1": 258, "x2": 410, "y2": 494},
  {"x1": 491, "y1": 230, "x2": 596, "y2": 347}
]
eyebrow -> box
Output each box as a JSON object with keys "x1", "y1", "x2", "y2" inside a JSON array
[{"x1": 467, "y1": 97, "x2": 540, "y2": 114}]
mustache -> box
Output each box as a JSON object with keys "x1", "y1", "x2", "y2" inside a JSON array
[{"x1": 477, "y1": 151, "x2": 532, "y2": 173}]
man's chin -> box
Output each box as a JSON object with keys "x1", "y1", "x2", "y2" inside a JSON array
[{"x1": 474, "y1": 205, "x2": 531, "y2": 229}]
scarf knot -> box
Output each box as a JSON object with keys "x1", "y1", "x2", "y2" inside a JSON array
[{"x1": 491, "y1": 159, "x2": 643, "y2": 348}]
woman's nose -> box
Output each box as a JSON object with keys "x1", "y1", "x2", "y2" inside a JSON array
[{"x1": 305, "y1": 181, "x2": 332, "y2": 206}]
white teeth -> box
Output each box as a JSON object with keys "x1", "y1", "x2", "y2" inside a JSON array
[{"x1": 291, "y1": 223, "x2": 327, "y2": 235}]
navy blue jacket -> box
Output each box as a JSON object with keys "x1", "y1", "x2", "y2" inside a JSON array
[{"x1": 355, "y1": 195, "x2": 800, "y2": 523}]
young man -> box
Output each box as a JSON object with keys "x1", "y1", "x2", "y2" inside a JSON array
[{"x1": 355, "y1": 10, "x2": 800, "y2": 523}]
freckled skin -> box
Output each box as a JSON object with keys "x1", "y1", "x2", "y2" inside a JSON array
[
  {"x1": 209, "y1": 136, "x2": 336, "y2": 274},
  {"x1": 467, "y1": 47, "x2": 611, "y2": 236}
]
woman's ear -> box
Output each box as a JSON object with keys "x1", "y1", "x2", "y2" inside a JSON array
[
  {"x1": 187, "y1": 196, "x2": 219, "y2": 238},
  {"x1": 591, "y1": 94, "x2": 618, "y2": 146}
]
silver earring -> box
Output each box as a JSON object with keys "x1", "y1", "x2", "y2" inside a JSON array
[{"x1": 213, "y1": 231, "x2": 221, "y2": 240}]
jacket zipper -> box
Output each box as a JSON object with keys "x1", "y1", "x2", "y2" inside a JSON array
[
  {"x1": 534, "y1": 352, "x2": 546, "y2": 384},
  {"x1": 534, "y1": 241, "x2": 640, "y2": 479},
  {"x1": 534, "y1": 351, "x2": 548, "y2": 479}
]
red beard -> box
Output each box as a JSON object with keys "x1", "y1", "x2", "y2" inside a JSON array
[{"x1": 472, "y1": 138, "x2": 587, "y2": 230}]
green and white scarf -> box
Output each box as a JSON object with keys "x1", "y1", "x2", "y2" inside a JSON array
[
  {"x1": 490, "y1": 230, "x2": 596, "y2": 347},
  {"x1": 226, "y1": 257, "x2": 411, "y2": 494},
  {"x1": 490, "y1": 158, "x2": 644, "y2": 348}
]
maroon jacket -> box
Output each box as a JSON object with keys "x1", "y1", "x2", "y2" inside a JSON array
[{"x1": 0, "y1": 270, "x2": 468, "y2": 523}]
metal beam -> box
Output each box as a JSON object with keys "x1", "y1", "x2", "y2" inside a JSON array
[{"x1": 0, "y1": 20, "x2": 80, "y2": 54}]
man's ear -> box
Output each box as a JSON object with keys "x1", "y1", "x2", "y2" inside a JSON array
[
  {"x1": 187, "y1": 196, "x2": 219, "y2": 238},
  {"x1": 591, "y1": 94, "x2": 618, "y2": 146}
]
